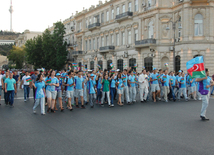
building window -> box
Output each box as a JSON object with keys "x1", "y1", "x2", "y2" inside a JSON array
[
  {"x1": 135, "y1": 0, "x2": 138, "y2": 12},
  {"x1": 86, "y1": 20, "x2": 88, "y2": 28},
  {"x1": 129, "y1": 58, "x2": 136, "y2": 70},
  {"x1": 107, "y1": 60, "x2": 112, "y2": 71},
  {"x1": 194, "y1": 14, "x2": 203, "y2": 36},
  {"x1": 122, "y1": 4, "x2": 125, "y2": 13},
  {"x1": 85, "y1": 40, "x2": 87, "y2": 51},
  {"x1": 116, "y1": 34, "x2": 119, "y2": 46},
  {"x1": 97, "y1": 38, "x2": 99, "y2": 49},
  {"x1": 79, "y1": 22, "x2": 82, "y2": 29},
  {"x1": 178, "y1": 17, "x2": 182, "y2": 38},
  {"x1": 144, "y1": 57, "x2": 153, "y2": 72},
  {"x1": 134, "y1": 29, "x2": 138, "y2": 42},
  {"x1": 148, "y1": 21, "x2": 154, "y2": 38},
  {"x1": 93, "y1": 17, "x2": 96, "y2": 23},
  {"x1": 106, "y1": 36, "x2": 109, "y2": 46},
  {"x1": 93, "y1": 39, "x2": 95, "y2": 50},
  {"x1": 148, "y1": 0, "x2": 152, "y2": 7},
  {"x1": 175, "y1": 55, "x2": 180, "y2": 73},
  {"x1": 89, "y1": 40, "x2": 91, "y2": 50},
  {"x1": 128, "y1": 2, "x2": 132, "y2": 12},
  {"x1": 90, "y1": 61, "x2": 94, "y2": 70},
  {"x1": 107, "y1": 11, "x2": 109, "y2": 21},
  {"x1": 98, "y1": 60, "x2": 103, "y2": 70},
  {"x1": 122, "y1": 32, "x2": 125, "y2": 45},
  {"x1": 116, "y1": 7, "x2": 120, "y2": 15},
  {"x1": 111, "y1": 9, "x2": 114, "y2": 19},
  {"x1": 117, "y1": 59, "x2": 124, "y2": 71},
  {"x1": 101, "y1": 13, "x2": 104, "y2": 23},
  {"x1": 111, "y1": 35, "x2": 114, "y2": 45},
  {"x1": 128, "y1": 31, "x2": 131, "y2": 44},
  {"x1": 101, "y1": 37, "x2": 104, "y2": 46}
]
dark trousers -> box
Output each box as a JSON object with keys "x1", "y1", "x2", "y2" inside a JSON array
[
  {"x1": 96, "y1": 89, "x2": 102, "y2": 102},
  {"x1": 7, "y1": 90, "x2": 15, "y2": 105},
  {"x1": 24, "y1": 85, "x2": 30, "y2": 100},
  {"x1": 33, "y1": 87, "x2": 36, "y2": 101},
  {"x1": 110, "y1": 88, "x2": 116, "y2": 104},
  {"x1": 4, "y1": 91, "x2": 8, "y2": 104}
]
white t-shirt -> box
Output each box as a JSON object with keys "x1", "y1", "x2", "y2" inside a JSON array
[
  {"x1": 22, "y1": 75, "x2": 31, "y2": 85},
  {"x1": 0, "y1": 74, "x2": 4, "y2": 86}
]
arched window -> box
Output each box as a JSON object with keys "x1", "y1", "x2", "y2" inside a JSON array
[
  {"x1": 78, "y1": 62, "x2": 82, "y2": 71},
  {"x1": 144, "y1": 57, "x2": 153, "y2": 71},
  {"x1": 175, "y1": 55, "x2": 180, "y2": 73},
  {"x1": 148, "y1": 21, "x2": 154, "y2": 38},
  {"x1": 194, "y1": 14, "x2": 203, "y2": 36},
  {"x1": 107, "y1": 60, "x2": 112, "y2": 71},
  {"x1": 129, "y1": 58, "x2": 136, "y2": 70},
  {"x1": 193, "y1": 54, "x2": 201, "y2": 58},
  {"x1": 117, "y1": 59, "x2": 123, "y2": 71},
  {"x1": 90, "y1": 61, "x2": 94, "y2": 70},
  {"x1": 98, "y1": 60, "x2": 103, "y2": 70}
]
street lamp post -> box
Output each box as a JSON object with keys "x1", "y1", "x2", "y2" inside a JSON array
[{"x1": 166, "y1": 20, "x2": 182, "y2": 72}]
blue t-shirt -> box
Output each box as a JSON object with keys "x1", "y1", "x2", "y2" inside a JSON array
[
  {"x1": 45, "y1": 77, "x2": 59, "y2": 92},
  {"x1": 110, "y1": 79, "x2": 117, "y2": 88},
  {"x1": 35, "y1": 81, "x2": 45, "y2": 99},
  {"x1": 170, "y1": 75, "x2": 176, "y2": 87},
  {"x1": 74, "y1": 76, "x2": 84, "y2": 90},
  {"x1": 198, "y1": 76, "x2": 212, "y2": 92},
  {"x1": 88, "y1": 79, "x2": 96, "y2": 94},
  {"x1": 190, "y1": 78, "x2": 196, "y2": 87},
  {"x1": 66, "y1": 77, "x2": 74, "y2": 91},
  {"x1": 117, "y1": 78, "x2": 123, "y2": 90},
  {"x1": 56, "y1": 79, "x2": 62, "y2": 91},
  {"x1": 178, "y1": 77, "x2": 186, "y2": 88},
  {"x1": 162, "y1": 74, "x2": 169, "y2": 87},
  {"x1": 122, "y1": 74, "x2": 128, "y2": 87},
  {"x1": 129, "y1": 75, "x2": 136, "y2": 87},
  {"x1": 13, "y1": 75, "x2": 19, "y2": 82},
  {"x1": 97, "y1": 78, "x2": 102, "y2": 89},
  {"x1": 151, "y1": 73, "x2": 159, "y2": 85},
  {"x1": 5, "y1": 78, "x2": 16, "y2": 91}
]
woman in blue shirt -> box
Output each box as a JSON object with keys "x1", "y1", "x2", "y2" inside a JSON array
[
  {"x1": 32, "y1": 74, "x2": 46, "y2": 115},
  {"x1": 96, "y1": 73, "x2": 102, "y2": 104},
  {"x1": 55, "y1": 73, "x2": 64, "y2": 112},
  {"x1": 110, "y1": 74, "x2": 117, "y2": 106},
  {"x1": 116, "y1": 73, "x2": 123, "y2": 106}
]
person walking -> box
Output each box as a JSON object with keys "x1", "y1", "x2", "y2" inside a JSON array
[
  {"x1": 101, "y1": 74, "x2": 111, "y2": 107},
  {"x1": 56, "y1": 73, "x2": 64, "y2": 112},
  {"x1": 74, "y1": 71, "x2": 85, "y2": 108},
  {"x1": 0, "y1": 69, "x2": 4, "y2": 105},
  {"x1": 138, "y1": 69, "x2": 148, "y2": 102},
  {"x1": 32, "y1": 74, "x2": 46, "y2": 115},
  {"x1": 31, "y1": 69, "x2": 39, "y2": 102},
  {"x1": 128, "y1": 71, "x2": 137, "y2": 103},
  {"x1": 20, "y1": 71, "x2": 31, "y2": 102},
  {"x1": 4, "y1": 72, "x2": 17, "y2": 108},
  {"x1": 88, "y1": 75, "x2": 96, "y2": 108},
  {"x1": 2, "y1": 71, "x2": 9, "y2": 105},
  {"x1": 13, "y1": 71, "x2": 20, "y2": 96},
  {"x1": 110, "y1": 73, "x2": 117, "y2": 106}
]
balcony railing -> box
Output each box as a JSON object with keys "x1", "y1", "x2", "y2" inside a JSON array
[
  {"x1": 135, "y1": 39, "x2": 156, "y2": 48},
  {"x1": 115, "y1": 11, "x2": 133, "y2": 21},
  {"x1": 72, "y1": 51, "x2": 83, "y2": 56},
  {"x1": 88, "y1": 23, "x2": 100, "y2": 30},
  {"x1": 99, "y1": 46, "x2": 115, "y2": 53}
]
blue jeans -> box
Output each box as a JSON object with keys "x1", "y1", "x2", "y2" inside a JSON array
[
  {"x1": 170, "y1": 86, "x2": 176, "y2": 100},
  {"x1": 110, "y1": 88, "x2": 116, "y2": 104},
  {"x1": 4, "y1": 91, "x2": 8, "y2": 104},
  {"x1": 96, "y1": 89, "x2": 102, "y2": 102},
  {"x1": 211, "y1": 86, "x2": 214, "y2": 95},
  {"x1": 24, "y1": 85, "x2": 30, "y2": 100},
  {"x1": 7, "y1": 90, "x2": 14, "y2": 105}
]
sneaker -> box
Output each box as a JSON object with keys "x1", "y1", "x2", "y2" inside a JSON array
[
  {"x1": 111, "y1": 104, "x2": 114, "y2": 107},
  {"x1": 24, "y1": 100, "x2": 26, "y2": 102},
  {"x1": 165, "y1": 100, "x2": 168, "y2": 103},
  {"x1": 81, "y1": 105, "x2": 86, "y2": 109},
  {"x1": 33, "y1": 111, "x2": 36, "y2": 114},
  {"x1": 157, "y1": 97, "x2": 161, "y2": 101},
  {"x1": 108, "y1": 105, "x2": 111, "y2": 108},
  {"x1": 10, "y1": 105, "x2": 14, "y2": 108},
  {"x1": 76, "y1": 105, "x2": 79, "y2": 108},
  {"x1": 41, "y1": 113, "x2": 46, "y2": 115},
  {"x1": 91, "y1": 106, "x2": 94, "y2": 108}
]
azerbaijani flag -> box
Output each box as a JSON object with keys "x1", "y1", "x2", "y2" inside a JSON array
[
  {"x1": 134, "y1": 78, "x2": 138, "y2": 82},
  {"x1": 123, "y1": 63, "x2": 127, "y2": 68},
  {"x1": 133, "y1": 71, "x2": 136, "y2": 74},
  {"x1": 163, "y1": 76, "x2": 167, "y2": 79},
  {"x1": 97, "y1": 64, "x2": 101, "y2": 69},
  {"x1": 157, "y1": 75, "x2": 160, "y2": 79},
  {"x1": 26, "y1": 77, "x2": 32, "y2": 82},
  {"x1": 69, "y1": 83, "x2": 74, "y2": 87},
  {"x1": 110, "y1": 63, "x2": 114, "y2": 68},
  {"x1": 111, "y1": 70, "x2": 115, "y2": 74},
  {"x1": 46, "y1": 78, "x2": 51, "y2": 83},
  {"x1": 186, "y1": 56, "x2": 205, "y2": 79},
  {"x1": 170, "y1": 79, "x2": 173, "y2": 82},
  {"x1": 69, "y1": 65, "x2": 71, "y2": 70},
  {"x1": 72, "y1": 63, "x2": 78, "y2": 67},
  {"x1": 134, "y1": 64, "x2": 137, "y2": 68},
  {"x1": 122, "y1": 76, "x2": 126, "y2": 80}
]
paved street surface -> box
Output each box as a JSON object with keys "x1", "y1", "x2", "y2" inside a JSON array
[{"x1": 1, "y1": 89, "x2": 214, "y2": 155}]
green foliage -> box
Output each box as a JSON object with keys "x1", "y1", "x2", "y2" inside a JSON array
[
  {"x1": 0, "y1": 44, "x2": 13, "y2": 56},
  {"x1": 25, "y1": 21, "x2": 68, "y2": 70},
  {"x1": 7, "y1": 45, "x2": 26, "y2": 69}
]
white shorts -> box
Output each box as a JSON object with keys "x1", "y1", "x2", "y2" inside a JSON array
[
  {"x1": 151, "y1": 84, "x2": 160, "y2": 92},
  {"x1": 57, "y1": 90, "x2": 62, "y2": 98},
  {"x1": 75, "y1": 89, "x2": 83, "y2": 98},
  {"x1": 66, "y1": 91, "x2": 74, "y2": 98},
  {"x1": 190, "y1": 86, "x2": 196, "y2": 93},
  {"x1": 117, "y1": 89, "x2": 123, "y2": 94},
  {"x1": 46, "y1": 90, "x2": 57, "y2": 100}
]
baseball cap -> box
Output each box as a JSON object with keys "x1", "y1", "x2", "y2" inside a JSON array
[{"x1": 56, "y1": 73, "x2": 60, "y2": 76}]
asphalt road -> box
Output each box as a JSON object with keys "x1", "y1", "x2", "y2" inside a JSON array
[{"x1": 1, "y1": 88, "x2": 214, "y2": 155}]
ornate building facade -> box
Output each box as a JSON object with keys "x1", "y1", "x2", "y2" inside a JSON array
[{"x1": 58, "y1": 0, "x2": 214, "y2": 73}]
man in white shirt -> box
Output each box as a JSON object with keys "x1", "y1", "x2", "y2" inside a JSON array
[
  {"x1": 20, "y1": 71, "x2": 32, "y2": 102},
  {"x1": 138, "y1": 69, "x2": 149, "y2": 102},
  {"x1": 0, "y1": 69, "x2": 5, "y2": 105}
]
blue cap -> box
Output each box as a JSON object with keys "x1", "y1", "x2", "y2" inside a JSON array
[
  {"x1": 178, "y1": 70, "x2": 182, "y2": 73},
  {"x1": 153, "y1": 68, "x2": 156, "y2": 70},
  {"x1": 56, "y1": 73, "x2": 60, "y2": 76}
]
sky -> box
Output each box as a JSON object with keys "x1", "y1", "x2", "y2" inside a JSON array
[{"x1": 0, "y1": 0, "x2": 105, "y2": 33}]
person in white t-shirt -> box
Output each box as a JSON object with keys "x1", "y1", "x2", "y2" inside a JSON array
[
  {"x1": 0, "y1": 69, "x2": 5, "y2": 105},
  {"x1": 20, "y1": 71, "x2": 32, "y2": 102}
]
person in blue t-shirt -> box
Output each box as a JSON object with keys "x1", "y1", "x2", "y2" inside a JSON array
[
  {"x1": 32, "y1": 74, "x2": 46, "y2": 115},
  {"x1": 116, "y1": 73, "x2": 124, "y2": 106},
  {"x1": 121, "y1": 69, "x2": 130, "y2": 104},
  {"x1": 74, "y1": 71, "x2": 85, "y2": 108},
  {"x1": 169, "y1": 71, "x2": 176, "y2": 101},
  {"x1": 110, "y1": 73, "x2": 117, "y2": 106},
  {"x1": 88, "y1": 75, "x2": 96, "y2": 108},
  {"x1": 5, "y1": 72, "x2": 17, "y2": 107},
  {"x1": 177, "y1": 72, "x2": 188, "y2": 101},
  {"x1": 55, "y1": 73, "x2": 64, "y2": 111},
  {"x1": 189, "y1": 78, "x2": 197, "y2": 100},
  {"x1": 150, "y1": 68, "x2": 161, "y2": 102},
  {"x1": 161, "y1": 70, "x2": 170, "y2": 102},
  {"x1": 96, "y1": 73, "x2": 102, "y2": 104},
  {"x1": 128, "y1": 71, "x2": 137, "y2": 103},
  {"x1": 196, "y1": 68, "x2": 214, "y2": 121}
]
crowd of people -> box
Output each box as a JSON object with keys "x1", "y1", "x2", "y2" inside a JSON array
[{"x1": 0, "y1": 67, "x2": 213, "y2": 121}]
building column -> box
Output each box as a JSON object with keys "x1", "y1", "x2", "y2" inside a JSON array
[
  {"x1": 103, "y1": 57, "x2": 107, "y2": 70},
  {"x1": 137, "y1": 51, "x2": 143, "y2": 72}
]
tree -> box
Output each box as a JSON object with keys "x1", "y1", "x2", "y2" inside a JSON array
[{"x1": 8, "y1": 45, "x2": 26, "y2": 69}]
